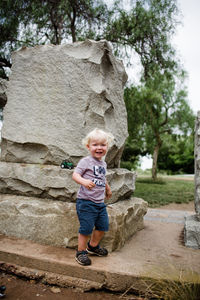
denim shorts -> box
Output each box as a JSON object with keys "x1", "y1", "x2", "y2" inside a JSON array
[{"x1": 76, "y1": 198, "x2": 109, "y2": 235}]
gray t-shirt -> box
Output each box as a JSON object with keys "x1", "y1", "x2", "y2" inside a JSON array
[{"x1": 74, "y1": 155, "x2": 107, "y2": 203}]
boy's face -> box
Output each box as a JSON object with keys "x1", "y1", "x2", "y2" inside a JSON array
[{"x1": 87, "y1": 138, "x2": 108, "y2": 160}]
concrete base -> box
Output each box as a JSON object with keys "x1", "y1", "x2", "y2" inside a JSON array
[{"x1": 184, "y1": 214, "x2": 200, "y2": 249}]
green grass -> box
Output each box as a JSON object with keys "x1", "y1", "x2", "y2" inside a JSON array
[
  {"x1": 126, "y1": 266, "x2": 200, "y2": 300},
  {"x1": 134, "y1": 176, "x2": 194, "y2": 208}
]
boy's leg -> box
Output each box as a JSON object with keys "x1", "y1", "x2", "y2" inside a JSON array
[
  {"x1": 87, "y1": 203, "x2": 109, "y2": 257},
  {"x1": 90, "y1": 230, "x2": 104, "y2": 247},
  {"x1": 76, "y1": 233, "x2": 91, "y2": 266},
  {"x1": 87, "y1": 230, "x2": 108, "y2": 256},
  {"x1": 78, "y1": 233, "x2": 89, "y2": 251}
]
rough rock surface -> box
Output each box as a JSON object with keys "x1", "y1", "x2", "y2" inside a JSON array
[
  {"x1": 0, "y1": 194, "x2": 147, "y2": 252},
  {"x1": 184, "y1": 111, "x2": 200, "y2": 249},
  {"x1": 1, "y1": 40, "x2": 128, "y2": 168},
  {"x1": 0, "y1": 162, "x2": 135, "y2": 203},
  {"x1": 0, "y1": 79, "x2": 7, "y2": 109},
  {"x1": 184, "y1": 215, "x2": 200, "y2": 249},
  {"x1": 195, "y1": 111, "x2": 200, "y2": 218}
]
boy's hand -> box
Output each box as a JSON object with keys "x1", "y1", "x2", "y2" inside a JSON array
[
  {"x1": 105, "y1": 184, "x2": 112, "y2": 199},
  {"x1": 83, "y1": 179, "x2": 95, "y2": 190},
  {"x1": 72, "y1": 172, "x2": 95, "y2": 190}
]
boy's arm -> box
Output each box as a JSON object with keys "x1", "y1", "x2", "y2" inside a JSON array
[
  {"x1": 72, "y1": 171, "x2": 95, "y2": 190},
  {"x1": 105, "y1": 181, "x2": 112, "y2": 199}
]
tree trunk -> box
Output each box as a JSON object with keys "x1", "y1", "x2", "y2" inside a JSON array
[
  {"x1": 71, "y1": 7, "x2": 76, "y2": 42},
  {"x1": 152, "y1": 135, "x2": 162, "y2": 181},
  {"x1": 71, "y1": 24, "x2": 76, "y2": 42}
]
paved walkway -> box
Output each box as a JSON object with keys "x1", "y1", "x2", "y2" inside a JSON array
[{"x1": 0, "y1": 208, "x2": 200, "y2": 293}]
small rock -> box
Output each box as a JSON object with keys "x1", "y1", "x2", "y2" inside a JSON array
[{"x1": 50, "y1": 287, "x2": 61, "y2": 294}]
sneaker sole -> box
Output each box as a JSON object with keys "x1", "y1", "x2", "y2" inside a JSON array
[{"x1": 75, "y1": 256, "x2": 91, "y2": 266}]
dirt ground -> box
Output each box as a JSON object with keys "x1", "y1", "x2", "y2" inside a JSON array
[
  {"x1": 0, "y1": 272, "x2": 141, "y2": 300},
  {"x1": 0, "y1": 201, "x2": 194, "y2": 300}
]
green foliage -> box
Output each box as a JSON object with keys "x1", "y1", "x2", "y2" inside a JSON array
[
  {"x1": 105, "y1": 0, "x2": 179, "y2": 78},
  {"x1": 123, "y1": 67, "x2": 195, "y2": 178},
  {"x1": 120, "y1": 136, "x2": 145, "y2": 170},
  {"x1": 157, "y1": 134, "x2": 195, "y2": 174},
  {"x1": 120, "y1": 160, "x2": 134, "y2": 171},
  {"x1": 134, "y1": 176, "x2": 194, "y2": 207},
  {"x1": 0, "y1": 0, "x2": 109, "y2": 76}
]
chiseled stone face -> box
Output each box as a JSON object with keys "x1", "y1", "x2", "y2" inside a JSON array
[
  {"x1": 1, "y1": 40, "x2": 128, "y2": 168},
  {"x1": 0, "y1": 194, "x2": 147, "y2": 252}
]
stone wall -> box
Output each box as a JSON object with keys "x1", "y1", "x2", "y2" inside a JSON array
[
  {"x1": 184, "y1": 111, "x2": 200, "y2": 249},
  {"x1": 195, "y1": 111, "x2": 200, "y2": 217}
]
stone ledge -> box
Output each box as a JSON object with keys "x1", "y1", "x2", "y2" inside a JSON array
[
  {"x1": 0, "y1": 162, "x2": 135, "y2": 203},
  {"x1": 0, "y1": 194, "x2": 147, "y2": 252}
]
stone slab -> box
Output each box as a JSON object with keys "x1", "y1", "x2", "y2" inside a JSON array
[
  {"x1": 0, "y1": 194, "x2": 147, "y2": 252},
  {"x1": 184, "y1": 214, "x2": 200, "y2": 249},
  {"x1": 0, "y1": 162, "x2": 135, "y2": 203},
  {"x1": 1, "y1": 40, "x2": 128, "y2": 168}
]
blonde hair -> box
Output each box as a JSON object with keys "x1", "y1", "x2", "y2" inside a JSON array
[{"x1": 82, "y1": 128, "x2": 114, "y2": 149}]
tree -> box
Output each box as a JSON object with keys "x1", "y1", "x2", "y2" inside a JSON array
[
  {"x1": 24, "y1": 0, "x2": 109, "y2": 44},
  {"x1": 123, "y1": 70, "x2": 195, "y2": 179},
  {"x1": 0, "y1": 0, "x2": 109, "y2": 78},
  {"x1": 104, "y1": 0, "x2": 179, "y2": 78},
  {"x1": 103, "y1": 0, "x2": 195, "y2": 179},
  {"x1": 0, "y1": 0, "x2": 29, "y2": 78},
  {"x1": 157, "y1": 133, "x2": 194, "y2": 174}
]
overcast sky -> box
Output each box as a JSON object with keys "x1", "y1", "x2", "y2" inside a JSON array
[{"x1": 174, "y1": 0, "x2": 200, "y2": 114}]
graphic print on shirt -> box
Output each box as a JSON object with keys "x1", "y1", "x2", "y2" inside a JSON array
[{"x1": 93, "y1": 165, "x2": 106, "y2": 187}]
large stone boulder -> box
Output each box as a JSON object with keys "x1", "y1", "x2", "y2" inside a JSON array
[
  {"x1": 0, "y1": 194, "x2": 147, "y2": 252},
  {"x1": 0, "y1": 162, "x2": 135, "y2": 203},
  {"x1": 1, "y1": 40, "x2": 128, "y2": 168}
]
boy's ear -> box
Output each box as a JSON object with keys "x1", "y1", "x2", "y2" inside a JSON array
[{"x1": 86, "y1": 144, "x2": 90, "y2": 150}]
